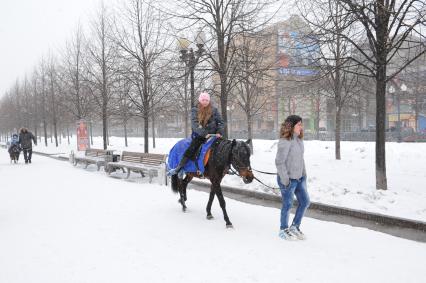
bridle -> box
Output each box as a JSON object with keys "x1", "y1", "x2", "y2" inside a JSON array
[
  {"x1": 228, "y1": 142, "x2": 252, "y2": 174},
  {"x1": 227, "y1": 141, "x2": 279, "y2": 192}
]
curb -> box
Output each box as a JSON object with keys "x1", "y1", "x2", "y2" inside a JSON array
[{"x1": 190, "y1": 180, "x2": 426, "y2": 232}]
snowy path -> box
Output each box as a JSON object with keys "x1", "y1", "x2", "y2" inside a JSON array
[
  {"x1": 1, "y1": 149, "x2": 425, "y2": 283},
  {"x1": 22, "y1": 137, "x2": 426, "y2": 222}
]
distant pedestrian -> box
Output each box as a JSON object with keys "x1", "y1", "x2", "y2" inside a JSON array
[
  {"x1": 275, "y1": 115, "x2": 310, "y2": 240},
  {"x1": 7, "y1": 133, "x2": 21, "y2": 163},
  {"x1": 19, "y1": 128, "x2": 37, "y2": 164}
]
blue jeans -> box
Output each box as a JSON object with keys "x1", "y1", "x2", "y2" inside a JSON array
[{"x1": 277, "y1": 175, "x2": 310, "y2": 230}]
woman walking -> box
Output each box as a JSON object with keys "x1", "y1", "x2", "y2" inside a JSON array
[{"x1": 275, "y1": 115, "x2": 310, "y2": 240}]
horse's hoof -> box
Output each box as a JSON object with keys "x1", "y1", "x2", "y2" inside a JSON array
[
  {"x1": 182, "y1": 207, "x2": 187, "y2": 212},
  {"x1": 226, "y1": 224, "x2": 234, "y2": 229},
  {"x1": 206, "y1": 215, "x2": 214, "y2": 220}
]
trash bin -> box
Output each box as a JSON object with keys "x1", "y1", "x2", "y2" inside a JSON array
[{"x1": 112, "y1": 154, "x2": 120, "y2": 162}]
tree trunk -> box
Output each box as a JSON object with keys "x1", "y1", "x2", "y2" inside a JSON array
[
  {"x1": 220, "y1": 76, "x2": 229, "y2": 139},
  {"x1": 102, "y1": 106, "x2": 107, "y2": 150},
  {"x1": 34, "y1": 124, "x2": 38, "y2": 143},
  {"x1": 315, "y1": 97, "x2": 320, "y2": 140},
  {"x1": 67, "y1": 126, "x2": 70, "y2": 145},
  {"x1": 124, "y1": 121, "x2": 128, "y2": 147},
  {"x1": 151, "y1": 101, "x2": 156, "y2": 149},
  {"x1": 335, "y1": 106, "x2": 342, "y2": 160},
  {"x1": 375, "y1": 2, "x2": 388, "y2": 190},
  {"x1": 247, "y1": 114, "x2": 253, "y2": 153},
  {"x1": 334, "y1": 22, "x2": 342, "y2": 160},
  {"x1": 375, "y1": 70, "x2": 388, "y2": 190},
  {"x1": 43, "y1": 120, "x2": 48, "y2": 147},
  {"x1": 54, "y1": 121, "x2": 58, "y2": 147},
  {"x1": 144, "y1": 115, "x2": 149, "y2": 153},
  {"x1": 90, "y1": 121, "x2": 93, "y2": 146}
]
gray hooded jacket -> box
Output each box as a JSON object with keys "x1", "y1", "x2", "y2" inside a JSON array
[{"x1": 275, "y1": 136, "x2": 307, "y2": 186}]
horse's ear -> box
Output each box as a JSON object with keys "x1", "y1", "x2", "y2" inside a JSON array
[
  {"x1": 245, "y1": 139, "x2": 251, "y2": 145},
  {"x1": 231, "y1": 139, "x2": 237, "y2": 146}
]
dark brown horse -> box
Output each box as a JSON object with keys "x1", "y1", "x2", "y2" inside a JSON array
[{"x1": 170, "y1": 138, "x2": 254, "y2": 228}]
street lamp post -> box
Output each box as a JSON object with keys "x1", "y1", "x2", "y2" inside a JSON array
[
  {"x1": 227, "y1": 104, "x2": 235, "y2": 137},
  {"x1": 389, "y1": 83, "x2": 407, "y2": 143},
  {"x1": 398, "y1": 83, "x2": 407, "y2": 143},
  {"x1": 178, "y1": 29, "x2": 205, "y2": 109}
]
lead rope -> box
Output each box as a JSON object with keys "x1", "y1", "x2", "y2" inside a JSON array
[
  {"x1": 251, "y1": 168, "x2": 278, "y2": 175},
  {"x1": 228, "y1": 167, "x2": 280, "y2": 193}
]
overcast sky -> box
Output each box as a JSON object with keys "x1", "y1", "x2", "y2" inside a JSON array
[
  {"x1": 0, "y1": 0, "x2": 105, "y2": 96},
  {"x1": 0, "y1": 0, "x2": 290, "y2": 97}
]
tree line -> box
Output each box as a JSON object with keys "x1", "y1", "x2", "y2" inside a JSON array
[{"x1": 1, "y1": 0, "x2": 425, "y2": 191}]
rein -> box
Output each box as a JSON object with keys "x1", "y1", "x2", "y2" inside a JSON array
[
  {"x1": 223, "y1": 140, "x2": 280, "y2": 192},
  {"x1": 228, "y1": 168, "x2": 280, "y2": 192},
  {"x1": 251, "y1": 168, "x2": 278, "y2": 175}
]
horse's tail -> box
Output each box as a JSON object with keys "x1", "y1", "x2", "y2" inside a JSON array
[{"x1": 171, "y1": 174, "x2": 179, "y2": 193}]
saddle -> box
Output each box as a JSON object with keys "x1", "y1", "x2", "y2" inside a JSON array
[{"x1": 168, "y1": 137, "x2": 216, "y2": 175}]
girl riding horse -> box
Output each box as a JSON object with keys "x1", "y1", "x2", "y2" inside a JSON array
[
  {"x1": 168, "y1": 91, "x2": 224, "y2": 177},
  {"x1": 168, "y1": 92, "x2": 254, "y2": 227}
]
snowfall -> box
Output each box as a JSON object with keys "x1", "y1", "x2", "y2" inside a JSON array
[
  {"x1": 1, "y1": 142, "x2": 426, "y2": 283},
  {"x1": 17, "y1": 136, "x2": 426, "y2": 222}
]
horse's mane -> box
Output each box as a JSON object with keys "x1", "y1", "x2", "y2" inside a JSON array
[{"x1": 211, "y1": 138, "x2": 233, "y2": 168}]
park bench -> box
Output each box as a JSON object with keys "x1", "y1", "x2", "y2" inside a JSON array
[
  {"x1": 106, "y1": 151, "x2": 168, "y2": 185},
  {"x1": 71, "y1": 148, "x2": 114, "y2": 171}
]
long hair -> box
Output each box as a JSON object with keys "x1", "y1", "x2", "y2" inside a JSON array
[
  {"x1": 279, "y1": 121, "x2": 304, "y2": 140},
  {"x1": 197, "y1": 103, "x2": 212, "y2": 126}
]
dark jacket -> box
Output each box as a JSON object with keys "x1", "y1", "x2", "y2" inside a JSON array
[
  {"x1": 191, "y1": 106, "x2": 225, "y2": 138},
  {"x1": 19, "y1": 131, "x2": 36, "y2": 149}
]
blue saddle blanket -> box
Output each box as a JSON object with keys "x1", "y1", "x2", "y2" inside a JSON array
[{"x1": 168, "y1": 137, "x2": 216, "y2": 174}]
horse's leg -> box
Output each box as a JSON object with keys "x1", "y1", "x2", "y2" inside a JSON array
[
  {"x1": 215, "y1": 185, "x2": 233, "y2": 228},
  {"x1": 177, "y1": 178, "x2": 187, "y2": 212},
  {"x1": 178, "y1": 176, "x2": 192, "y2": 212},
  {"x1": 182, "y1": 178, "x2": 189, "y2": 201},
  {"x1": 206, "y1": 186, "x2": 215, "y2": 220}
]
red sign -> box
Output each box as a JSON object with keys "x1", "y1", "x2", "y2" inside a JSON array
[{"x1": 77, "y1": 120, "x2": 90, "y2": 151}]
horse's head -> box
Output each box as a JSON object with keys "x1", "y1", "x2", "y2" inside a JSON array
[{"x1": 230, "y1": 139, "x2": 254, "y2": 184}]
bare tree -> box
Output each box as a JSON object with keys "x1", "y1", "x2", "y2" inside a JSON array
[
  {"x1": 232, "y1": 30, "x2": 275, "y2": 151},
  {"x1": 298, "y1": 0, "x2": 366, "y2": 159},
  {"x1": 62, "y1": 24, "x2": 93, "y2": 121},
  {"x1": 111, "y1": 73, "x2": 134, "y2": 147},
  {"x1": 335, "y1": 0, "x2": 426, "y2": 190},
  {"x1": 37, "y1": 59, "x2": 49, "y2": 147},
  {"x1": 85, "y1": 2, "x2": 119, "y2": 150},
  {"x1": 47, "y1": 55, "x2": 60, "y2": 147},
  {"x1": 113, "y1": 0, "x2": 170, "y2": 152},
  {"x1": 168, "y1": 0, "x2": 281, "y2": 139}
]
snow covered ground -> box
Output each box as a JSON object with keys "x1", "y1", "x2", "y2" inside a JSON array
[
  {"x1": 22, "y1": 136, "x2": 426, "y2": 222},
  {"x1": 0, "y1": 148, "x2": 425, "y2": 283}
]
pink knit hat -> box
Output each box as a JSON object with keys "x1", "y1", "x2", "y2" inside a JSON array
[{"x1": 198, "y1": 92, "x2": 210, "y2": 103}]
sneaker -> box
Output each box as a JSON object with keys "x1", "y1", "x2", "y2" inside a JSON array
[
  {"x1": 278, "y1": 228, "x2": 297, "y2": 240},
  {"x1": 289, "y1": 225, "x2": 306, "y2": 240}
]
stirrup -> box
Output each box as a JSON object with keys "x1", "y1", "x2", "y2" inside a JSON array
[{"x1": 177, "y1": 170, "x2": 185, "y2": 179}]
